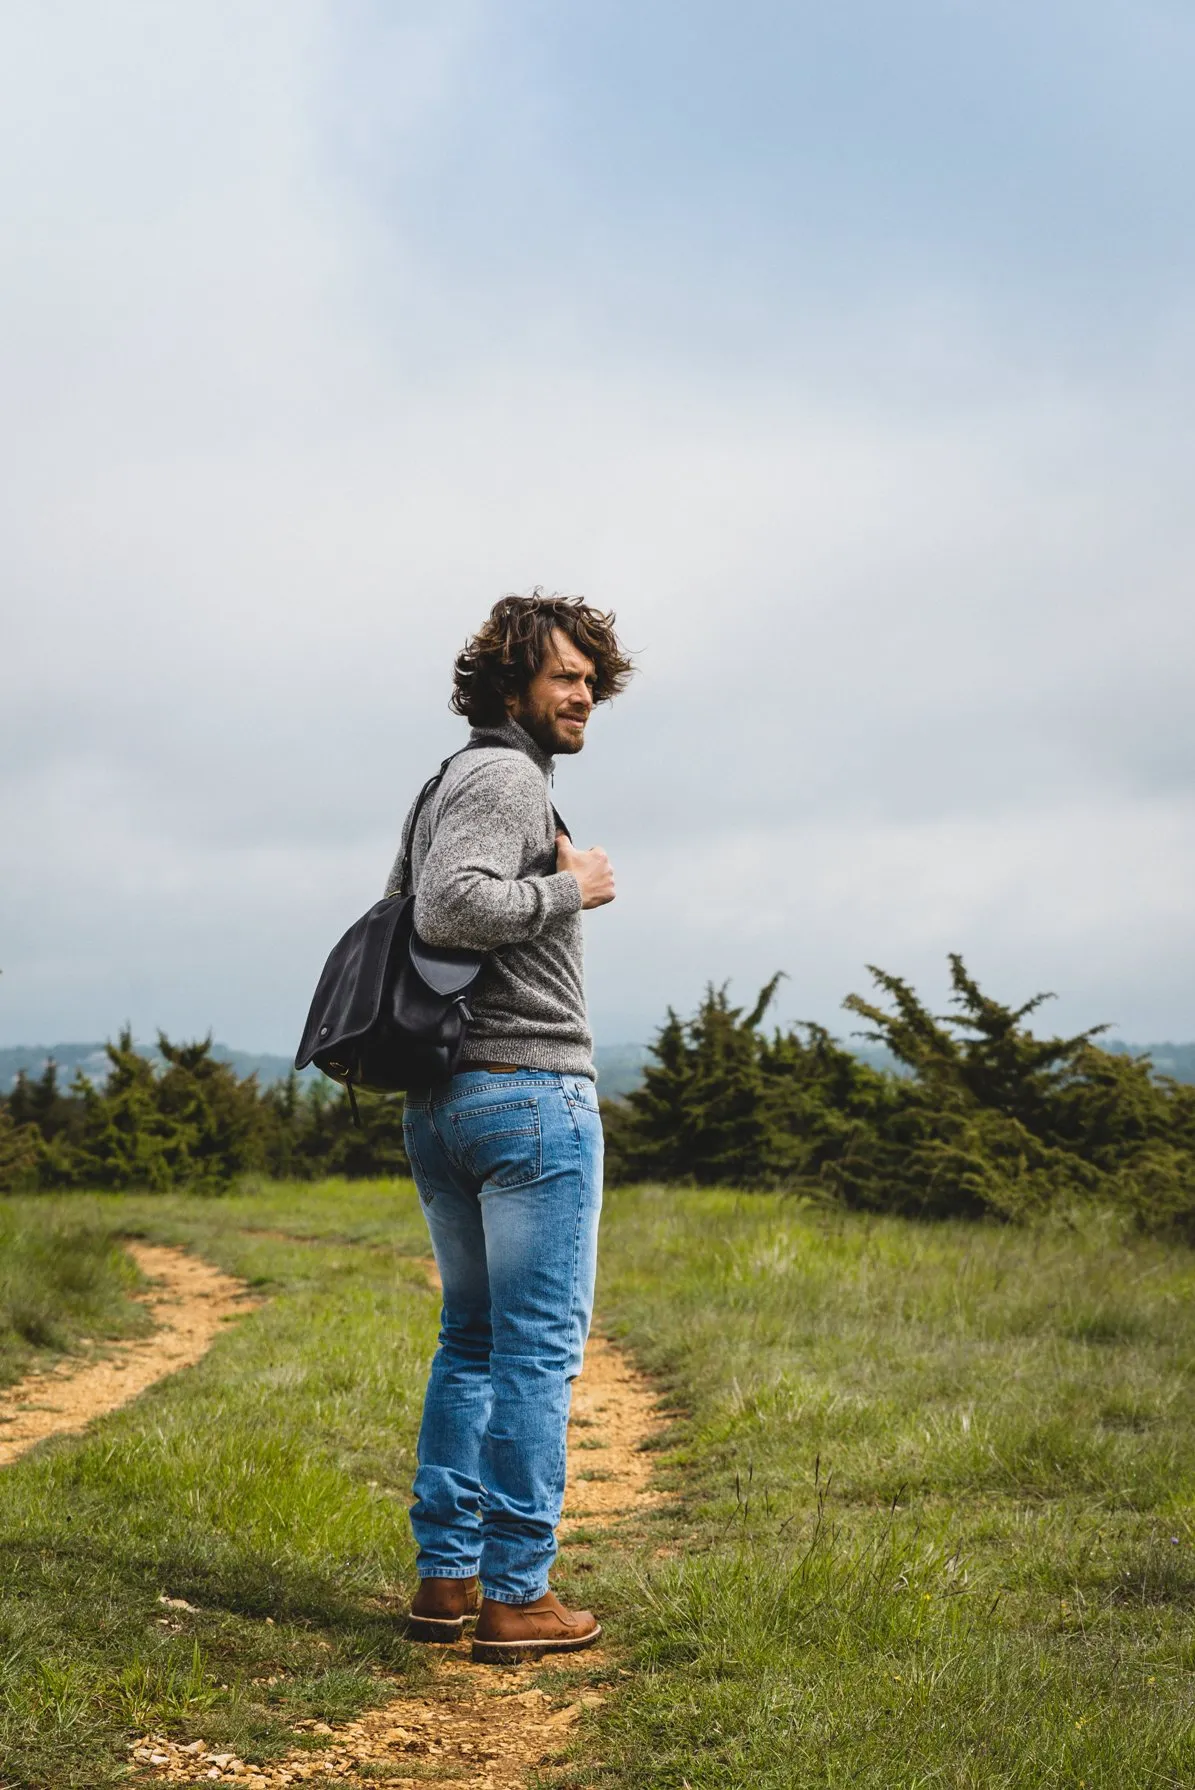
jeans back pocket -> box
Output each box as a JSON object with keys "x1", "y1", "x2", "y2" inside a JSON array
[{"x1": 450, "y1": 1098, "x2": 543, "y2": 1189}]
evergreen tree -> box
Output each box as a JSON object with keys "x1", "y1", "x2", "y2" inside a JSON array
[
  {"x1": 8, "y1": 1060, "x2": 78, "y2": 1143},
  {"x1": 258, "y1": 1071, "x2": 303, "y2": 1180},
  {"x1": 155, "y1": 1034, "x2": 264, "y2": 1189},
  {"x1": 0, "y1": 1107, "x2": 38, "y2": 1193},
  {"x1": 844, "y1": 955, "x2": 1105, "y2": 1134},
  {"x1": 610, "y1": 956, "x2": 1195, "y2": 1231},
  {"x1": 0, "y1": 1035, "x2": 411, "y2": 1195},
  {"x1": 618, "y1": 978, "x2": 781, "y2": 1184},
  {"x1": 614, "y1": 1008, "x2": 690, "y2": 1180},
  {"x1": 757, "y1": 1022, "x2": 906, "y2": 1187},
  {"x1": 70, "y1": 1029, "x2": 192, "y2": 1191}
]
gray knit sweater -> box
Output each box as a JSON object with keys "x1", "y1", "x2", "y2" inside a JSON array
[{"x1": 384, "y1": 718, "x2": 594, "y2": 1079}]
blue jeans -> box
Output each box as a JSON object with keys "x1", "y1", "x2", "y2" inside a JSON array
[{"x1": 402, "y1": 1068, "x2": 604, "y2": 1604}]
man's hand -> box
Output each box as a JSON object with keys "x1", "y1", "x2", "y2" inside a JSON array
[{"x1": 556, "y1": 833, "x2": 616, "y2": 909}]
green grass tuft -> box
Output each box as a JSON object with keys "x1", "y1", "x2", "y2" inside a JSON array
[{"x1": 0, "y1": 1201, "x2": 153, "y2": 1386}]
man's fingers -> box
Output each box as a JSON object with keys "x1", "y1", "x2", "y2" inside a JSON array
[
  {"x1": 557, "y1": 835, "x2": 610, "y2": 862},
  {"x1": 555, "y1": 836, "x2": 615, "y2": 908}
]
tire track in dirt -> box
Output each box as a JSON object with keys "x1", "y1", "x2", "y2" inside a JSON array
[
  {"x1": 134, "y1": 1260, "x2": 666, "y2": 1789},
  {"x1": 0, "y1": 1244, "x2": 256, "y2": 1468}
]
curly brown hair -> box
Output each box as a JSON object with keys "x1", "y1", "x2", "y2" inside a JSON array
[{"x1": 451, "y1": 591, "x2": 634, "y2": 726}]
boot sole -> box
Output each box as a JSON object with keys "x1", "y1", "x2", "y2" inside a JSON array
[
  {"x1": 406, "y1": 1614, "x2": 474, "y2": 1643},
  {"x1": 471, "y1": 1622, "x2": 602, "y2": 1664}
]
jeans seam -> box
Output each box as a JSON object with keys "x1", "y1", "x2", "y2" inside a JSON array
[
  {"x1": 554, "y1": 1089, "x2": 589, "y2": 1506},
  {"x1": 402, "y1": 1121, "x2": 431, "y2": 1196},
  {"x1": 428, "y1": 1102, "x2": 455, "y2": 1172}
]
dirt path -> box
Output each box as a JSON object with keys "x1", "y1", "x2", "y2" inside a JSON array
[
  {"x1": 0, "y1": 1244, "x2": 255, "y2": 1468},
  {"x1": 134, "y1": 1266, "x2": 665, "y2": 1789}
]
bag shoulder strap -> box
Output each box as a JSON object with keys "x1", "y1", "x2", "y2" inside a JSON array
[
  {"x1": 397, "y1": 738, "x2": 570, "y2": 897},
  {"x1": 396, "y1": 753, "x2": 456, "y2": 898}
]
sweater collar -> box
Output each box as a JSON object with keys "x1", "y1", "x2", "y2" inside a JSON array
[{"x1": 468, "y1": 714, "x2": 553, "y2": 779}]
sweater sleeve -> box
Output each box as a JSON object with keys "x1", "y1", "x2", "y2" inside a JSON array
[{"x1": 413, "y1": 758, "x2": 582, "y2": 951}]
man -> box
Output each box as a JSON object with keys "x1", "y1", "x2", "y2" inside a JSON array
[{"x1": 391, "y1": 591, "x2": 633, "y2": 1663}]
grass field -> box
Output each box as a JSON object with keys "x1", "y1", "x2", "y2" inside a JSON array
[
  {"x1": 2, "y1": 1181, "x2": 1195, "y2": 1787},
  {"x1": 586, "y1": 1190, "x2": 1195, "y2": 1787},
  {"x1": 0, "y1": 1184, "x2": 437, "y2": 1787},
  {"x1": 0, "y1": 1203, "x2": 152, "y2": 1388}
]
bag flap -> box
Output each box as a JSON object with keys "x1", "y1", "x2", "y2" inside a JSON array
[
  {"x1": 408, "y1": 929, "x2": 483, "y2": 998},
  {"x1": 295, "y1": 896, "x2": 410, "y2": 1069}
]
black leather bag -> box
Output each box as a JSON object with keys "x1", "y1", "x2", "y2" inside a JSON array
[
  {"x1": 294, "y1": 744, "x2": 496, "y2": 1109},
  {"x1": 294, "y1": 740, "x2": 567, "y2": 1113}
]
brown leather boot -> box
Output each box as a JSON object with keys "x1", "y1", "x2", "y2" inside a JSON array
[
  {"x1": 471, "y1": 1590, "x2": 602, "y2": 1663},
  {"x1": 406, "y1": 1576, "x2": 480, "y2": 1642}
]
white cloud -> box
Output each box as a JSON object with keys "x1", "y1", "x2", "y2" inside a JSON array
[
  {"x1": 2, "y1": 2, "x2": 1193, "y2": 1050},
  {"x1": 601, "y1": 793, "x2": 1195, "y2": 1039}
]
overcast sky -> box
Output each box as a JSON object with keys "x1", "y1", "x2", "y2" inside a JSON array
[{"x1": 3, "y1": 0, "x2": 1194, "y2": 1056}]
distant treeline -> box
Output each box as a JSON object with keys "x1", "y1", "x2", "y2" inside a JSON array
[
  {"x1": 603, "y1": 957, "x2": 1195, "y2": 1233},
  {"x1": 0, "y1": 1040, "x2": 655, "y2": 1101},
  {"x1": 0, "y1": 1041, "x2": 320, "y2": 1098},
  {"x1": 0, "y1": 1031, "x2": 404, "y2": 1194},
  {"x1": 5, "y1": 961, "x2": 1195, "y2": 1231}
]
